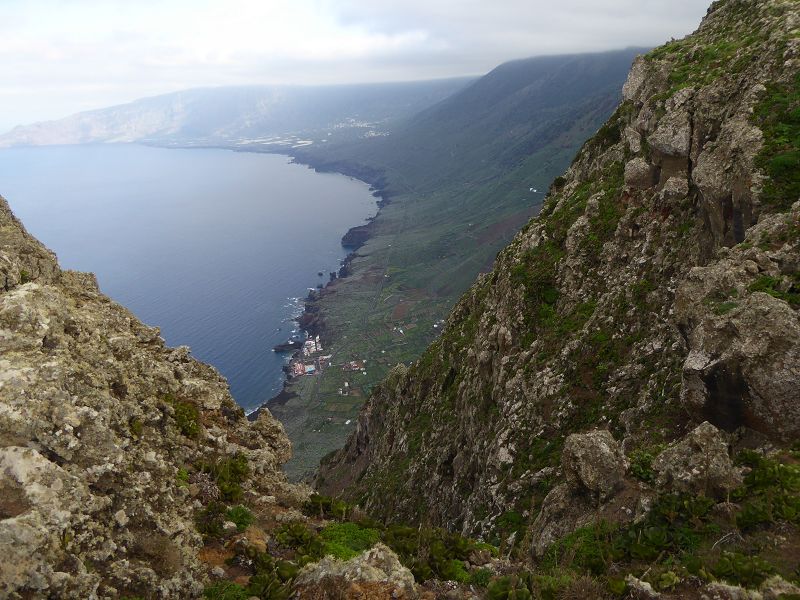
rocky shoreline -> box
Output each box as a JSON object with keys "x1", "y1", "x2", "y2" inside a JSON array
[{"x1": 248, "y1": 150, "x2": 388, "y2": 422}]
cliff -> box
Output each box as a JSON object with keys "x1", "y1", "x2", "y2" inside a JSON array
[
  {"x1": 0, "y1": 195, "x2": 307, "y2": 597},
  {"x1": 318, "y1": 0, "x2": 800, "y2": 587}
]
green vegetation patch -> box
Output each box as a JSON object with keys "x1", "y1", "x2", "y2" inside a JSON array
[
  {"x1": 272, "y1": 508, "x2": 492, "y2": 584},
  {"x1": 203, "y1": 581, "x2": 250, "y2": 600},
  {"x1": 748, "y1": 275, "x2": 800, "y2": 307},
  {"x1": 628, "y1": 446, "x2": 664, "y2": 484},
  {"x1": 226, "y1": 505, "x2": 254, "y2": 532},
  {"x1": 645, "y1": 2, "x2": 769, "y2": 96},
  {"x1": 319, "y1": 522, "x2": 381, "y2": 560},
  {"x1": 539, "y1": 452, "x2": 800, "y2": 592},
  {"x1": 574, "y1": 102, "x2": 633, "y2": 161},
  {"x1": 275, "y1": 522, "x2": 326, "y2": 565},
  {"x1": 163, "y1": 393, "x2": 201, "y2": 438},
  {"x1": 542, "y1": 494, "x2": 717, "y2": 576},
  {"x1": 383, "y1": 524, "x2": 476, "y2": 582},
  {"x1": 128, "y1": 417, "x2": 143, "y2": 438},
  {"x1": 304, "y1": 493, "x2": 353, "y2": 520},
  {"x1": 752, "y1": 73, "x2": 800, "y2": 211},
  {"x1": 581, "y1": 162, "x2": 625, "y2": 254},
  {"x1": 195, "y1": 501, "x2": 227, "y2": 539},
  {"x1": 220, "y1": 544, "x2": 298, "y2": 600},
  {"x1": 176, "y1": 467, "x2": 189, "y2": 487},
  {"x1": 198, "y1": 453, "x2": 250, "y2": 502},
  {"x1": 733, "y1": 450, "x2": 800, "y2": 530}
]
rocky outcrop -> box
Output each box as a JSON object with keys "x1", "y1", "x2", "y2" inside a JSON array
[
  {"x1": 652, "y1": 422, "x2": 742, "y2": 498},
  {"x1": 562, "y1": 430, "x2": 628, "y2": 502},
  {"x1": 675, "y1": 206, "x2": 800, "y2": 440},
  {"x1": 293, "y1": 544, "x2": 418, "y2": 599},
  {"x1": 318, "y1": 0, "x2": 800, "y2": 557},
  {"x1": 0, "y1": 195, "x2": 305, "y2": 598}
]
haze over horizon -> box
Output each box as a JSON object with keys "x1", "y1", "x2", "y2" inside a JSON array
[{"x1": 0, "y1": 0, "x2": 709, "y2": 133}]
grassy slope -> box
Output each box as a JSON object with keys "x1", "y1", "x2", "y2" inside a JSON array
[{"x1": 272, "y1": 49, "x2": 645, "y2": 479}]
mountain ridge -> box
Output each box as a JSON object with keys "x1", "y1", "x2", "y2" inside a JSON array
[
  {"x1": 0, "y1": 78, "x2": 473, "y2": 148},
  {"x1": 316, "y1": 0, "x2": 800, "y2": 591}
]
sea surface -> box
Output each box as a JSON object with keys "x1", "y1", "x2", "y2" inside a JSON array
[{"x1": 0, "y1": 144, "x2": 377, "y2": 412}]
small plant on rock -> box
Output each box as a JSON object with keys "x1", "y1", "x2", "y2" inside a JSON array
[
  {"x1": 195, "y1": 501, "x2": 227, "y2": 539},
  {"x1": 226, "y1": 505, "x2": 254, "y2": 532},
  {"x1": 203, "y1": 581, "x2": 249, "y2": 600}
]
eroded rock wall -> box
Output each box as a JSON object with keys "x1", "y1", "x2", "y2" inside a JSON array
[{"x1": 318, "y1": 0, "x2": 800, "y2": 550}]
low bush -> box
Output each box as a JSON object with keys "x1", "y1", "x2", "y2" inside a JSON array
[
  {"x1": 226, "y1": 505, "x2": 254, "y2": 532},
  {"x1": 196, "y1": 501, "x2": 227, "y2": 539},
  {"x1": 199, "y1": 454, "x2": 250, "y2": 502}
]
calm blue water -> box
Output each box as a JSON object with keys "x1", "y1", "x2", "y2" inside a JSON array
[{"x1": 0, "y1": 144, "x2": 376, "y2": 411}]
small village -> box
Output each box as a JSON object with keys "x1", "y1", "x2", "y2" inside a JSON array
[
  {"x1": 286, "y1": 335, "x2": 367, "y2": 396},
  {"x1": 287, "y1": 335, "x2": 332, "y2": 377}
]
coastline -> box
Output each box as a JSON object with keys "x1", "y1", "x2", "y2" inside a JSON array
[{"x1": 247, "y1": 148, "x2": 389, "y2": 423}]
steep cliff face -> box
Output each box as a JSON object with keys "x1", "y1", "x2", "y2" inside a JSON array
[
  {"x1": 0, "y1": 196, "x2": 305, "y2": 598},
  {"x1": 318, "y1": 0, "x2": 800, "y2": 548}
]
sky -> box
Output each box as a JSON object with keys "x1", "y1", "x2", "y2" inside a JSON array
[{"x1": 0, "y1": 0, "x2": 709, "y2": 132}]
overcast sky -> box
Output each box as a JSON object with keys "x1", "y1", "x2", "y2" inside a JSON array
[{"x1": 0, "y1": 0, "x2": 709, "y2": 132}]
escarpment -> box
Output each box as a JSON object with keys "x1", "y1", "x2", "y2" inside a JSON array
[
  {"x1": 318, "y1": 0, "x2": 800, "y2": 560},
  {"x1": 0, "y1": 195, "x2": 306, "y2": 598}
]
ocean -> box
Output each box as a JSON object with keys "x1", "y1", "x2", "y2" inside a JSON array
[{"x1": 0, "y1": 144, "x2": 377, "y2": 412}]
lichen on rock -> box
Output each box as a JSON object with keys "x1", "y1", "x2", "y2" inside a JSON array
[{"x1": 0, "y1": 195, "x2": 306, "y2": 598}]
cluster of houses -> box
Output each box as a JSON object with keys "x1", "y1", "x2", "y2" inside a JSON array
[
  {"x1": 303, "y1": 336, "x2": 323, "y2": 356},
  {"x1": 288, "y1": 335, "x2": 332, "y2": 377},
  {"x1": 342, "y1": 360, "x2": 366, "y2": 372}
]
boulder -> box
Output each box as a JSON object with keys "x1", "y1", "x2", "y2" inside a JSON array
[
  {"x1": 652, "y1": 422, "x2": 742, "y2": 498},
  {"x1": 760, "y1": 575, "x2": 800, "y2": 599},
  {"x1": 659, "y1": 176, "x2": 689, "y2": 202},
  {"x1": 293, "y1": 544, "x2": 417, "y2": 598},
  {"x1": 562, "y1": 430, "x2": 628, "y2": 502},
  {"x1": 650, "y1": 93, "x2": 693, "y2": 158},
  {"x1": 625, "y1": 575, "x2": 660, "y2": 599},
  {"x1": 528, "y1": 483, "x2": 594, "y2": 556},
  {"x1": 624, "y1": 157, "x2": 658, "y2": 189}
]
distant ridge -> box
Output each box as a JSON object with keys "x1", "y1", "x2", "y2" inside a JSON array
[{"x1": 0, "y1": 78, "x2": 473, "y2": 148}]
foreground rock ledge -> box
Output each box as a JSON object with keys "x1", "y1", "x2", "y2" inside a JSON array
[{"x1": 0, "y1": 194, "x2": 306, "y2": 598}]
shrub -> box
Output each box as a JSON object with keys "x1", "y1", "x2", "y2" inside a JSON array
[
  {"x1": 275, "y1": 522, "x2": 325, "y2": 564},
  {"x1": 129, "y1": 417, "x2": 143, "y2": 438},
  {"x1": 531, "y1": 571, "x2": 574, "y2": 600},
  {"x1": 470, "y1": 568, "x2": 493, "y2": 587},
  {"x1": 629, "y1": 447, "x2": 663, "y2": 483},
  {"x1": 733, "y1": 451, "x2": 800, "y2": 529},
  {"x1": 543, "y1": 494, "x2": 716, "y2": 575},
  {"x1": 203, "y1": 581, "x2": 249, "y2": 600},
  {"x1": 487, "y1": 574, "x2": 533, "y2": 600},
  {"x1": 226, "y1": 505, "x2": 254, "y2": 532},
  {"x1": 303, "y1": 493, "x2": 352, "y2": 520},
  {"x1": 752, "y1": 73, "x2": 800, "y2": 211},
  {"x1": 382, "y1": 524, "x2": 478, "y2": 582},
  {"x1": 557, "y1": 575, "x2": 611, "y2": 599},
  {"x1": 748, "y1": 275, "x2": 800, "y2": 306},
  {"x1": 163, "y1": 393, "x2": 201, "y2": 437},
  {"x1": 246, "y1": 571, "x2": 291, "y2": 600},
  {"x1": 176, "y1": 467, "x2": 189, "y2": 487},
  {"x1": 196, "y1": 501, "x2": 227, "y2": 538},
  {"x1": 199, "y1": 454, "x2": 250, "y2": 502},
  {"x1": 712, "y1": 552, "x2": 775, "y2": 588},
  {"x1": 174, "y1": 401, "x2": 200, "y2": 437}
]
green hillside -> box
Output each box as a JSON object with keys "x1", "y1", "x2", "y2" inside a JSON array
[{"x1": 269, "y1": 49, "x2": 646, "y2": 479}]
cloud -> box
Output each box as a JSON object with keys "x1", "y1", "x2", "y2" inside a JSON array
[{"x1": 0, "y1": 0, "x2": 709, "y2": 130}]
